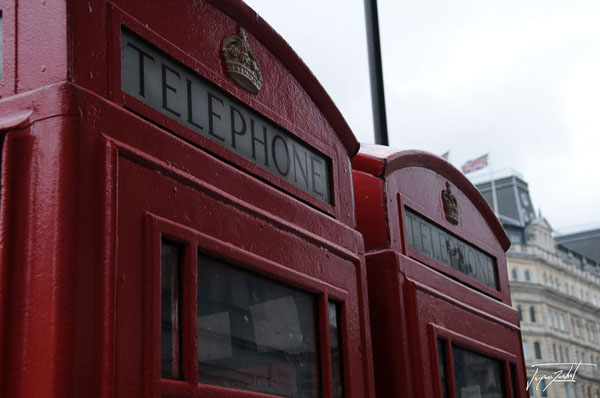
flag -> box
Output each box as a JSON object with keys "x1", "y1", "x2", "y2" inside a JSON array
[
  {"x1": 441, "y1": 151, "x2": 449, "y2": 161},
  {"x1": 461, "y1": 153, "x2": 488, "y2": 174}
]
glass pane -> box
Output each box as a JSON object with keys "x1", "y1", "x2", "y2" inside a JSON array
[
  {"x1": 509, "y1": 363, "x2": 518, "y2": 398},
  {"x1": 438, "y1": 339, "x2": 449, "y2": 398},
  {"x1": 452, "y1": 345, "x2": 505, "y2": 398},
  {"x1": 328, "y1": 302, "x2": 344, "y2": 398},
  {"x1": 404, "y1": 208, "x2": 498, "y2": 290},
  {"x1": 197, "y1": 252, "x2": 320, "y2": 397},
  {"x1": 161, "y1": 240, "x2": 183, "y2": 379}
]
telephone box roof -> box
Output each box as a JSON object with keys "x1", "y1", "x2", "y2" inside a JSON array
[
  {"x1": 353, "y1": 144, "x2": 511, "y2": 251},
  {"x1": 209, "y1": 0, "x2": 359, "y2": 157}
]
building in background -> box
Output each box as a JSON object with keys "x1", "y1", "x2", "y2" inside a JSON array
[
  {"x1": 556, "y1": 228, "x2": 600, "y2": 265},
  {"x1": 475, "y1": 172, "x2": 600, "y2": 398}
]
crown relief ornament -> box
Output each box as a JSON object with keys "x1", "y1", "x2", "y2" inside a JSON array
[
  {"x1": 222, "y1": 27, "x2": 263, "y2": 95},
  {"x1": 442, "y1": 181, "x2": 459, "y2": 225}
]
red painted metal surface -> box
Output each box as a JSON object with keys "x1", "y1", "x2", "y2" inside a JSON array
[
  {"x1": 353, "y1": 145, "x2": 528, "y2": 398},
  {"x1": 0, "y1": 1, "x2": 374, "y2": 398}
]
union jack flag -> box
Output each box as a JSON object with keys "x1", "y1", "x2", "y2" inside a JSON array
[{"x1": 461, "y1": 153, "x2": 488, "y2": 174}]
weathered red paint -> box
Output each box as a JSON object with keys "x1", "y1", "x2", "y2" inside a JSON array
[
  {"x1": 0, "y1": 1, "x2": 374, "y2": 398},
  {"x1": 353, "y1": 144, "x2": 527, "y2": 398}
]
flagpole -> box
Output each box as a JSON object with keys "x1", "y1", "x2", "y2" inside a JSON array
[{"x1": 489, "y1": 152, "x2": 499, "y2": 216}]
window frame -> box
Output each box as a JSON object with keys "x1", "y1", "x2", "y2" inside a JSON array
[
  {"x1": 431, "y1": 324, "x2": 520, "y2": 398},
  {"x1": 145, "y1": 213, "x2": 349, "y2": 398}
]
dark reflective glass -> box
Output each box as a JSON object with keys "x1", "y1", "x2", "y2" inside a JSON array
[
  {"x1": 438, "y1": 339, "x2": 449, "y2": 398},
  {"x1": 197, "y1": 253, "x2": 320, "y2": 397},
  {"x1": 510, "y1": 363, "x2": 518, "y2": 398},
  {"x1": 161, "y1": 240, "x2": 183, "y2": 379},
  {"x1": 452, "y1": 345, "x2": 505, "y2": 398},
  {"x1": 328, "y1": 302, "x2": 344, "y2": 398}
]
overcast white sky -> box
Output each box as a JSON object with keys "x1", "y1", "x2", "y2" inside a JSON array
[{"x1": 244, "y1": 0, "x2": 600, "y2": 232}]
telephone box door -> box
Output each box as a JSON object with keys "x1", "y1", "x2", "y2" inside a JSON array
[{"x1": 115, "y1": 149, "x2": 368, "y2": 398}]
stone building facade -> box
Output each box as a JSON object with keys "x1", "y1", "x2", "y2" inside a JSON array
[{"x1": 475, "y1": 173, "x2": 600, "y2": 398}]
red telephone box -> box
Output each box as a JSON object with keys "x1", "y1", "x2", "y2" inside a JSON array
[
  {"x1": 0, "y1": 1, "x2": 375, "y2": 397},
  {"x1": 353, "y1": 146, "x2": 527, "y2": 398}
]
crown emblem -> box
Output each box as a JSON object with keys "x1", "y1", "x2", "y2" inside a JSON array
[
  {"x1": 442, "y1": 181, "x2": 459, "y2": 225},
  {"x1": 222, "y1": 28, "x2": 263, "y2": 95}
]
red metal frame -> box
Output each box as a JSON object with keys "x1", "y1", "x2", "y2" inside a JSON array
[
  {"x1": 0, "y1": 1, "x2": 376, "y2": 397},
  {"x1": 0, "y1": 1, "x2": 16, "y2": 97},
  {"x1": 353, "y1": 146, "x2": 511, "y2": 302},
  {"x1": 115, "y1": 150, "x2": 367, "y2": 397},
  {"x1": 144, "y1": 213, "x2": 352, "y2": 398},
  {"x1": 430, "y1": 324, "x2": 520, "y2": 398},
  {"x1": 106, "y1": 4, "x2": 338, "y2": 214}
]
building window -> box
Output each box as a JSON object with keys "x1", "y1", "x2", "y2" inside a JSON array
[
  {"x1": 585, "y1": 325, "x2": 590, "y2": 341},
  {"x1": 512, "y1": 268, "x2": 518, "y2": 280},
  {"x1": 559, "y1": 314, "x2": 566, "y2": 331},
  {"x1": 528, "y1": 378, "x2": 535, "y2": 397},
  {"x1": 553, "y1": 344, "x2": 557, "y2": 361},
  {"x1": 525, "y1": 270, "x2": 531, "y2": 282},
  {"x1": 523, "y1": 341, "x2": 530, "y2": 360},
  {"x1": 548, "y1": 310, "x2": 555, "y2": 328},
  {"x1": 540, "y1": 380, "x2": 548, "y2": 397},
  {"x1": 559, "y1": 346, "x2": 564, "y2": 362},
  {"x1": 534, "y1": 342, "x2": 542, "y2": 359},
  {"x1": 517, "y1": 305, "x2": 523, "y2": 321},
  {"x1": 530, "y1": 306, "x2": 536, "y2": 323}
]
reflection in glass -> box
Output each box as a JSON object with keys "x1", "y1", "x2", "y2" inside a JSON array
[
  {"x1": 161, "y1": 240, "x2": 183, "y2": 379},
  {"x1": 197, "y1": 253, "x2": 320, "y2": 397},
  {"x1": 452, "y1": 345, "x2": 505, "y2": 398},
  {"x1": 328, "y1": 302, "x2": 344, "y2": 398},
  {"x1": 438, "y1": 339, "x2": 449, "y2": 398}
]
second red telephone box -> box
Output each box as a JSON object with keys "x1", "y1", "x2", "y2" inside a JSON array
[{"x1": 352, "y1": 145, "x2": 527, "y2": 398}]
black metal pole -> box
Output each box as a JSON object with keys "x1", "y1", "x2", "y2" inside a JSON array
[{"x1": 364, "y1": 0, "x2": 389, "y2": 146}]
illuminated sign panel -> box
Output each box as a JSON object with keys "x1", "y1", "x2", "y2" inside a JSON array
[
  {"x1": 404, "y1": 208, "x2": 498, "y2": 290},
  {"x1": 121, "y1": 29, "x2": 332, "y2": 204}
]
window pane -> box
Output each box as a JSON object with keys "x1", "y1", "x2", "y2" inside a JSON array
[
  {"x1": 510, "y1": 364, "x2": 518, "y2": 398},
  {"x1": 540, "y1": 380, "x2": 547, "y2": 397},
  {"x1": 161, "y1": 240, "x2": 183, "y2": 379},
  {"x1": 438, "y1": 339, "x2": 449, "y2": 398},
  {"x1": 452, "y1": 345, "x2": 505, "y2": 398},
  {"x1": 534, "y1": 342, "x2": 542, "y2": 359},
  {"x1": 328, "y1": 301, "x2": 344, "y2": 398},
  {"x1": 197, "y1": 252, "x2": 320, "y2": 397}
]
